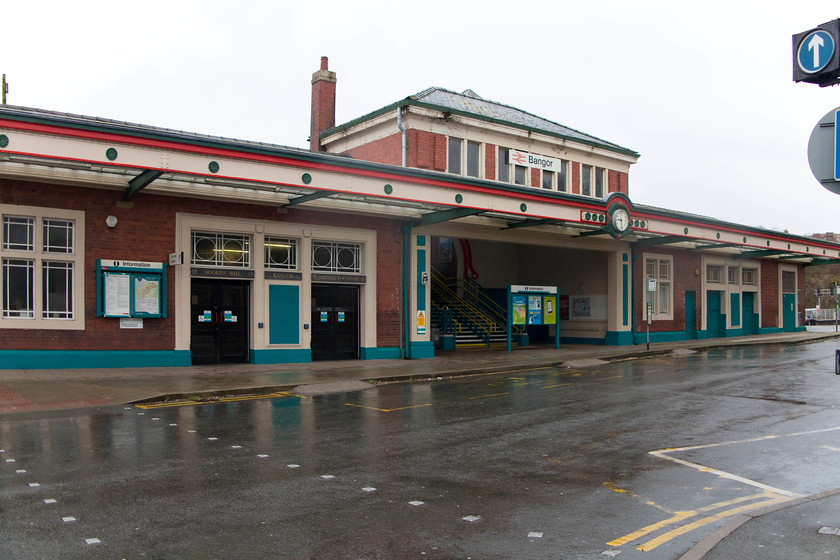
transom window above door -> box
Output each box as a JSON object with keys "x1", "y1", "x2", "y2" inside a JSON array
[{"x1": 191, "y1": 232, "x2": 251, "y2": 268}]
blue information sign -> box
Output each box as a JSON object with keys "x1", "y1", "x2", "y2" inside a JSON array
[{"x1": 798, "y1": 29, "x2": 835, "y2": 74}]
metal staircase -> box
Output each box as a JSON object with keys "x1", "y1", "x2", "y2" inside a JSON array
[{"x1": 431, "y1": 268, "x2": 523, "y2": 347}]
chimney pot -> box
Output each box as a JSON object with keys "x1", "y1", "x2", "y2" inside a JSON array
[{"x1": 321, "y1": 56, "x2": 329, "y2": 71}]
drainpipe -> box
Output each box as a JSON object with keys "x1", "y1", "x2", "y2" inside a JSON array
[
  {"x1": 402, "y1": 223, "x2": 412, "y2": 358},
  {"x1": 397, "y1": 106, "x2": 406, "y2": 167},
  {"x1": 631, "y1": 246, "x2": 638, "y2": 345}
]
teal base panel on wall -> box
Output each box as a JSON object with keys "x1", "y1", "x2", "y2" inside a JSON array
[
  {"x1": 408, "y1": 341, "x2": 435, "y2": 359},
  {"x1": 360, "y1": 347, "x2": 402, "y2": 360},
  {"x1": 605, "y1": 331, "x2": 634, "y2": 345},
  {"x1": 249, "y1": 349, "x2": 312, "y2": 364},
  {"x1": 633, "y1": 331, "x2": 688, "y2": 344},
  {"x1": 559, "y1": 336, "x2": 605, "y2": 345},
  {"x1": 0, "y1": 350, "x2": 191, "y2": 370}
]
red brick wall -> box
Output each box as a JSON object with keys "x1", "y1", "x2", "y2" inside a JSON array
[
  {"x1": 0, "y1": 178, "x2": 402, "y2": 352},
  {"x1": 485, "y1": 144, "x2": 496, "y2": 180},
  {"x1": 343, "y1": 133, "x2": 403, "y2": 166},
  {"x1": 410, "y1": 130, "x2": 447, "y2": 172},
  {"x1": 310, "y1": 75, "x2": 336, "y2": 152},
  {"x1": 337, "y1": 132, "x2": 632, "y2": 198},
  {"x1": 797, "y1": 264, "x2": 806, "y2": 324},
  {"x1": 634, "y1": 249, "x2": 701, "y2": 333},
  {"x1": 609, "y1": 170, "x2": 629, "y2": 195},
  {"x1": 571, "y1": 162, "x2": 581, "y2": 195},
  {"x1": 760, "y1": 260, "x2": 779, "y2": 328}
]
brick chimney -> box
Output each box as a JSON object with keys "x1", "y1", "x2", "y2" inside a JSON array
[{"x1": 310, "y1": 56, "x2": 336, "y2": 152}]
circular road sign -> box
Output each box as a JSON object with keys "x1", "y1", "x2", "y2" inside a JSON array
[
  {"x1": 807, "y1": 106, "x2": 840, "y2": 194},
  {"x1": 798, "y1": 29, "x2": 836, "y2": 74}
]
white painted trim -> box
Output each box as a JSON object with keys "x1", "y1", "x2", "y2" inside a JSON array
[{"x1": 0, "y1": 204, "x2": 85, "y2": 330}]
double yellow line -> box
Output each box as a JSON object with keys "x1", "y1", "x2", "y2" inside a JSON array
[
  {"x1": 607, "y1": 491, "x2": 791, "y2": 551},
  {"x1": 135, "y1": 391, "x2": 302, "y2": 409}
]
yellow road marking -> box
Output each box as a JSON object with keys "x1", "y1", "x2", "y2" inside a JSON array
[
  {"x1": 542, "y1": 383, "x2": 572, "y2": 389},
  {"x1": 637, "y1": 494, "x2": 790, "y2": 551},
  {"x1": 136, "y1": 391, "x2": 301, "y2": 409},
  {"x1": 596, "y1": 375, "x2": 623, "y2": 382},
  {"x1": 603, "y1": 482, "x2": 632, "y2": 495},
  {"x1": 469, "y1": 392, "x2": 510, "y2": 400},
  {"x1": 607, "y1": 492, "x2": 773, "y2": 547},
  {"x1": 612, "y1": 429, "x2": 840, "y2": 551},
  {"x1": 344, "y1": 403, "x2": 432, "y2": 412}
]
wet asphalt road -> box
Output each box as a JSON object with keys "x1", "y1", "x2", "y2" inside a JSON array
[{"x1": 1, "y1": 342, "x2": 840, "y2": 559}]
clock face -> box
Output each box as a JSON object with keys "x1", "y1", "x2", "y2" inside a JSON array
[{"x1": 612, "y1": 208, "x2": 629, "y2": 232}]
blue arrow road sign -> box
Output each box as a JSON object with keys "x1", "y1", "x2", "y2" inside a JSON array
[{"x1": 798, "y1": 29, "x2": 835, "y2": 74}]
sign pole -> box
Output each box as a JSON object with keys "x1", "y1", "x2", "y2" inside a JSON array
[
  {"x1": 646, "y1": 276, "x2": 656, "y2": 351},
  {"x1": 506, "y1": 286, "x2": 512, "y2": 352},
  {"x1": 555, "y1": 286, "x2": 560, "y2": 350}
]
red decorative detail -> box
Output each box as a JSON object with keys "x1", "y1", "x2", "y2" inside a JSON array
[{"x1": 459, "y1": 239, "x2": 479, "y2": 280}]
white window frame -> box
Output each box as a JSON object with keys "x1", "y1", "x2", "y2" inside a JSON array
[
  {"x1": 643, "y1": 253, "x2": 673, "y2": 321},
  {"x1": 595, "y1": 167, "x2": 606, "y2": 198},
  {"x1": 264, "y1": 237, "x2": 299, "y2": 271},
  {"x1": 541, "y1": 170, "x2": 554, "y2": 190},
  {"x1": 497, "y1": 146, "x2": 510, "y2": 182},
  {"x1": 581, "y1": 164, "x2": 592, "y2": 196},
  {"x1": 447, "y1": 137, "x2": 482, "y2": 179},
  {"x1": 0, "y1": 204, "x2": 85, "y2": 330},
  {"x1": 727, "y1": 266, "x2": 738, "y2": 285},
  {"x1": 557, "y1": 159, "x2": 568, "y2": 192},
  {"x1": 312, "y1": 241, "x2": 363, "y2": 274},
  {"x1": 447, "y1": 137, "x2": 463, "y2": 174},
  {"x1": 191, "y1": 231, "x2": 251, "y2": 268}
]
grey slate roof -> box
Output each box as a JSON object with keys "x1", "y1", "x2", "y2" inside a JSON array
[{"x1": 409, "y1": 87, "x2": 637, "y2": 157}]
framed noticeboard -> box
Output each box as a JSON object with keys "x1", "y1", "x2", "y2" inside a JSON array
[
  {"x1": 96, "y1": 260, "x2": 166, "y2": 318},
  {"x1": 507, "y1": 285, "x2": 560, "y2": 351}
]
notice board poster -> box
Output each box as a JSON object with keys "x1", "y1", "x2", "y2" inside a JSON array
[
  {"x1": 528, "y1": 296, "x2": 543, "y2": 324},
  {"x1": 512, "y1": 295, "x2": 527, "y2": 325},
  {"x1": 133, "y1": 275, "x2": 161, "y2": 316},
  {"x1": 544, "y1": 296, "x2": 557, "y2": 324},
  {"x1": 104, "y1": 273, "x2": 131, "y2": 317},
  {"x1": 558, "y1": 295, "x2": 570, "y2": 320}
]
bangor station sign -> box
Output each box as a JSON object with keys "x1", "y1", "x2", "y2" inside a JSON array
[{"x1": 510, "y1": 149, "x2": 564, "y2": 171}]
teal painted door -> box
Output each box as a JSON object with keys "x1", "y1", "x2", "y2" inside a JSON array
[
  {"x1": 685, "y1": 291, "x2": 696, "y2": 339},
  {"x1": 742, "y1": 292, "x2": 756, "y2": 335},
  {"x1": 706, "y1": 291, "x2": 722, "y2": 338},
  {"x1": 783, "y1": 293, "x2": 796, "y2": 332}
]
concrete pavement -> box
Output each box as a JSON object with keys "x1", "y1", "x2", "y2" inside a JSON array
[
  {"x1": 2, "y1": 329, "x2": 840, "y2": 559},
  {"x1": 1, "y1": 330, "x2": 838, "y2": 414}
]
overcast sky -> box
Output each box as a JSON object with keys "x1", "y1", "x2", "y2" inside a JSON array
[{"x1": 4, "y1": 1, "x2": 840, "y2": 236}]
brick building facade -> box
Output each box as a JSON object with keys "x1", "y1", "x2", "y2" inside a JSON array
[{"x1": 0, "y1": 58, "x2": 837, "y2": 369}]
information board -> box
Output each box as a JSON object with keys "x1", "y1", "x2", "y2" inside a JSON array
[
  {"x1": 507, "y1": 285, "x2": 560, "y2": 351},
  {"x1": 97, "y1": 260, "x2": 166, "y2": 319}
]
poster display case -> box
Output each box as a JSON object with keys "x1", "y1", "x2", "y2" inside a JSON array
[{"x1": 96, "y1": 260, "x2": 167, "y2": 318}]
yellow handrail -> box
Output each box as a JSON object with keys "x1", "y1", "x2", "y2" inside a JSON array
[{"x1": 431, "y1": 269, "x2": 496, "y2": 336}]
